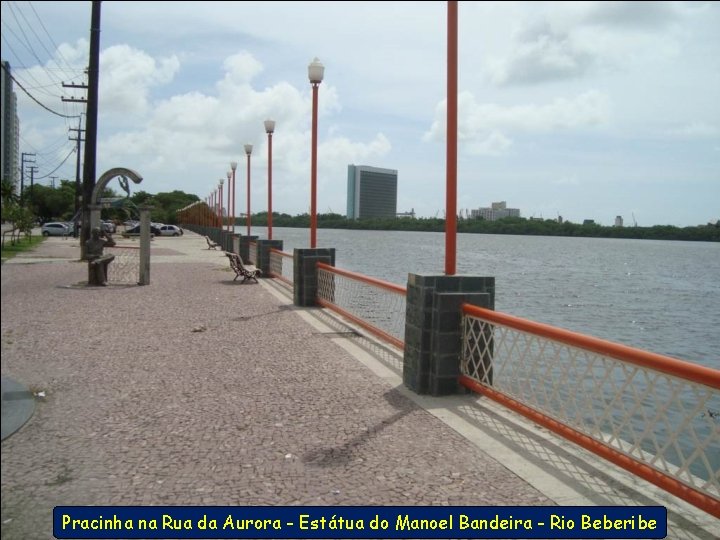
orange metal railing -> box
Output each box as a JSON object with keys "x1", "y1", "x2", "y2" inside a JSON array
[
  {"x1": 269, "y1": 248, "x2": 293, "y2": 286},
  {"x1": 316, "y1": 262, "x2": 406, "y2": 349},
  {"x1": 460, "y1": 303, "x2": 720, "y2": 518}
]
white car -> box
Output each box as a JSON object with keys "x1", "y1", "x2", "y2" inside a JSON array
[
  {"x1": 157, "y1": 225, "x2": 183, "y2": 237},
  {"x1": 41, "y1": 222, "x2": 72, "y2": 236}
]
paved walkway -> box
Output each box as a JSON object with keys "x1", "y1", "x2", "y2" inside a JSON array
[{"x1": 1, "y1": 232, "x2": 715, "y2": 539}]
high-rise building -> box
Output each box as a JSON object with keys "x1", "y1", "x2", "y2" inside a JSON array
[
  {"x1": 470, "y1": 201, "x2": 520, "y2": 221},
  {"x1": 346, "y1": 164, "x2": 398, "y2": 219},
  {"x1": 1, "y1": 60, "x2": 20, "y2": 187}
]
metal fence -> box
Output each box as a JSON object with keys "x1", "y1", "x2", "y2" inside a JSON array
[
  {"x1": 316, "y1": 262, "x2": 406, "y2": 349},
  {"x1": 248, "y1": 241, "x2": 257, "y2": 265},
  {"x1": 105, "y1": 246, "x2": 140, "y2": 285},
  {"x1": 459, "y1": 303, "x2": 720, "y2": 518},
  {"x1": 268, "y1": 248, "x2": 293, "y2": 287}
]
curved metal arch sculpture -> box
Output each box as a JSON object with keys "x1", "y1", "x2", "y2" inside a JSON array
[{"x1": 90, "y1": 167, "x2": 143, "y2": 205}]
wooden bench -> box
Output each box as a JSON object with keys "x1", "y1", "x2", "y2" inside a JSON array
[
  {"x1": 205, "y1": 236, "x2": 220, "y2": 250},
  {"x1": 225, "y1": 252, "x2": 262, "y2": 283}
]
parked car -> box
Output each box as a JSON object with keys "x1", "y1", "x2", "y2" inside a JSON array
[
  {"x1": 124, "y1": 224, "x2": 162, "y2": 236},
  {"x1": 158, "y1": 225, "x2": 183, "y2": 237},
  {"x1": 101, "y1": 221, "x2": 116, "y2": 233},
  {"x1": 41, "y1": 222, "x2": 72, "y2": 237}
]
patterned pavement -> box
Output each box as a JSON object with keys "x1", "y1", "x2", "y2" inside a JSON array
[{"x1": 1, "y1": 233, "x2": 715, "y2": 539}]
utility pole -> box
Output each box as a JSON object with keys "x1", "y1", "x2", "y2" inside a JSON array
[
  {"x1": 20, "y1": 152, "x2": 35, "y2": 203},
  {"x1": 69, "y1": 117, "x2": 85, "y2": 237},
  {"x1": 81, "y1": 1, "x2": 101, "y2": 260},
  {"x1": 28, "y1": 165, "x2": 38, "y2": 203},
  {"x1": 50, "y1": 176, "x2": 58, "y2": 189}
]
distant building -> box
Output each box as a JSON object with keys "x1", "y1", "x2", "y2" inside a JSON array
[
  {"x1": 347, "y1": 164, "x2": 398, "y2": 219},
  {"x1": 583, "y1": 219, "x2": 596, "y2": 226},
  {"x1": 614, "y1": 215, "x2": 623, "y2": 227},
  {"x1": 397, "y1": 208, "x2": 416, "y2": 219},
  {"x1": 1, "y1": 60, "x2": 20, "y2": 187},
  {"x1": 470, "y1": 201, "x2": 520, "y2": 221}
]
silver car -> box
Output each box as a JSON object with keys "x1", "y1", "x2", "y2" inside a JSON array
[
  {"x1": 41, "y1": 222, "x2": 72, "y2": 237},
  {"x1": 158, "y1": 225, "x2": 183, "y2": 236}
]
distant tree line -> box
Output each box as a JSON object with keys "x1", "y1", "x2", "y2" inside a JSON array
[
  {"x1": 6, "y1": 179, "x2": 713, "y2": 242},
  {"x1": 248, "y1": 212, "x2": 720, "y2": 242},
  {"x1": 0, "y1": 179, "x2": 199, "y2": 226}
]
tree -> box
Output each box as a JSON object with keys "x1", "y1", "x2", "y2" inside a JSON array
[{"x1": 1, "y1": 179, "x2": 19, "y2": 209}]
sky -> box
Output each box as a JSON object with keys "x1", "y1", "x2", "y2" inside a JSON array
[{"x1": 2, "y1": 0, "x2": 719, "y2": 227}]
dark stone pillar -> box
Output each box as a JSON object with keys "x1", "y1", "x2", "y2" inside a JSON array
[
  {"x1": 256, "y1": 240, "x2": 283, "y2": 277},
  {"x1": 403, "y1": 274, "x2": 494, "y2": 395},
  {"x1": 238, "y1": 235, "x2": 259, "y2": 263},
  {"x1": 293, "y1": 248, "x2": 335, "y2": 307}
]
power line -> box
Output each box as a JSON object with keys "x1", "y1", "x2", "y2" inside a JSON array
[
  {"x1": 28, "y1": 1, "x2": 78, "y2": 78},
  {"x1": 0, "y1": 32, "x2": 61, "y2": 99},
  {"x1": 1, "y1": 62, "x2": 80, "y2": 119},
  {"x1": 36, "y1": 147, "x2": 76, "y2": 180}
]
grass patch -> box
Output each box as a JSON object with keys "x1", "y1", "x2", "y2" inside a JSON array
[{"x1": 1, "y1": 234, "x2": 45, "y2": 262}]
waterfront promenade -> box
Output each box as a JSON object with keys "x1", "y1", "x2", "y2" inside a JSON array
[{"x1": 1, "y1": 232, "x2": 716, "y2": 539}]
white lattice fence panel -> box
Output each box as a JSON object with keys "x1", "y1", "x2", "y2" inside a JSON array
[
  {"x1": 248, "y1": 242, "x2": 257, "y2": 265},
  {"x1": 269, "y1": 250, "x2": 293, "y2": 286},
  {"x1": 317, "y1": 267, "x2": 406, "y2": 347},
  {"x1": 462, "y1": 315, "x2": 720, "y2": 499},
  {"x1": 105, "y1": 247, "x2": 140, "y2": 285}
]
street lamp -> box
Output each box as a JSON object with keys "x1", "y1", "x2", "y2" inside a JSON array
[
  {"x1": 308, "y1": 57, "x2": 324, "y2": 248},
  {"x1": 226, "y1": 171, "x2": 232, "y2": 232},
  {"x1": 230, "y1": 161, "x2": 237, "y2": 233},
  {"x1": 212, "y1": 189, "x2": 217, "y2": 227},
  {"x1": 445, "y1": 1, "x2": 458, "y2": 275},
  {"x1": 218, "y1": 178, "x2": 224, "y2": 228},
  {"x1": 264, "y1": 119, "x2": 275, "y2": 240},
  {"x1": 244, "y1": 144, "x2": 253, "y2": 236}
]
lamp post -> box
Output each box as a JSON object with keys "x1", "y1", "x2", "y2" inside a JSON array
[
  {"x1": 445, "y1": 1, "x2": 458, "y2": 275},
  {"x1": 218, "y1": 179, "x2": 224, "y2": 228},
  {"x1": 230, "y1": 161, "x2": 237, "y2": 233},
  {"x1": 226, "y1": 171, "x2": 232, "y2": 232},
  {"x1": 308, "y1": 57, "x2": 324, "y2": 248},
  {"x1": 212, "y1": 190, "x2": 217, "y2": 227},
  {"x1": 264, "y1": 119, "x2": 275, "y2": 240},
  {"x1": 244, "y1": 144, "x2": 253, "y2": 236}
]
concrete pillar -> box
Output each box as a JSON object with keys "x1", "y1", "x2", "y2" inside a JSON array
[
  {"x1": 138, "y1": 206, "x2": 152, "y2": 285},
  {"x1": 403, "y1": 274, "x2": 494, "y2": 395},
  {"x1": 88, "y1": 203, "x2": 102, "y2": 233},
  {"x1": 256, "y1": 239, "x2": 283, "y2": 277},
  {"x1": 219, "y1": 230, "x2": 232, "y2": 252},
  {"x1": 293, "y1": 248, "x2": 335, "y2": 307},
  {"x1": 238, "y1": 235, "x2": 259, "y2": 263}
]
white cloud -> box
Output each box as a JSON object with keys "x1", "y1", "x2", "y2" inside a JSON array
[
  {"x1": 487, "y1": 2, "x2": 688, "y2": 86},
  {"x1": 424, "y1": 90, "x2": 611, "y2": 153},
  {"x1": 99, "y1": 45, "x2": 180, "y2": 117},
  {"x1": 488, "y1": 24, "x2": 594, "y2": 85},
  {"x1": 467, "y1": 132, "x2": 513, "y2": 156},
  {"x1": 664, "y1": 122, "x2": 720, "y2": 139},
  {"x1": 98, "y1": 50, "x2": 391, "y2": 214}
]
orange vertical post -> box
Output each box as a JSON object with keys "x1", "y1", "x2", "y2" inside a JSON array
[{"x1": 445, "y1": 0, "x2": 458, "y2": 275}]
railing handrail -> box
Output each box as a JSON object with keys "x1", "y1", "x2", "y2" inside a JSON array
[
  {"x1": 316, "y1": 298, "x2": 404, "y2": 350},
  {"x1": 269, "y1": 248, "x2": 292, "y2": 259},
  {"x1": 317, "y1": 262, "x2": 407, "y2": 296},
  {"x1": 461, "y1": 303, "x2": 720, "y2": 390},
  {"x1": 459, "y1": 374, "x2": 720, "y2": 519}
]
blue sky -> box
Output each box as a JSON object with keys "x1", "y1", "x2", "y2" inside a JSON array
[{"x1": 2, "y1": 1, "x2": 719, "y2": 226}]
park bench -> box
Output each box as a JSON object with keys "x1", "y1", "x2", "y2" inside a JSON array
[
  {"x1": 205, "y1": 236, "x2": 220, "y2": 250},
  {"x1": 225, "y1": 252, "x2": 262, "y2": 283}
]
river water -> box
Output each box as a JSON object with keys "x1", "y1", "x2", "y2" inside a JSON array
[{"x1": 255, "y1": 226, "x2": 719, "y2": 369}]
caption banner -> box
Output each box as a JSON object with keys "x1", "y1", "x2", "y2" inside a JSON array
[{"x1": 54, "y1": 505, "x2": 667, "y2": 539}]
